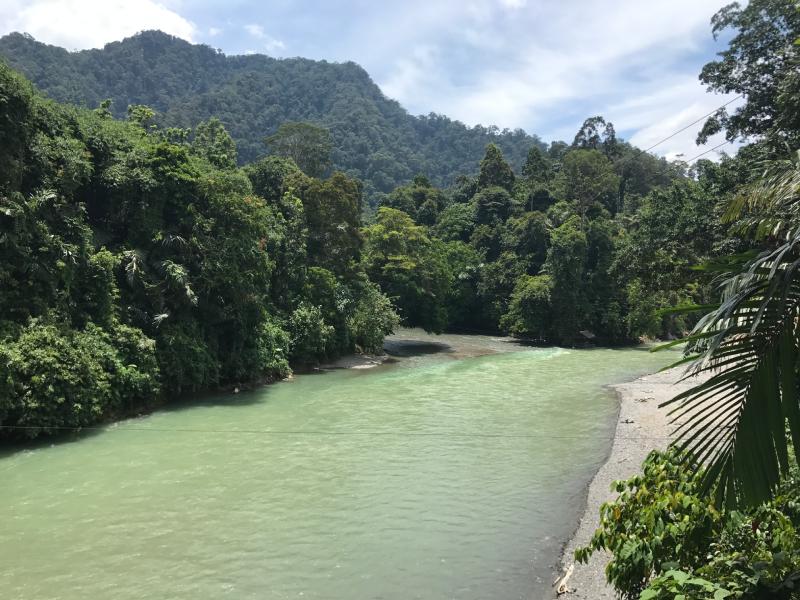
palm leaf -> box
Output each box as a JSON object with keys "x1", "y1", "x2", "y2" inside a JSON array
[
  {"x1": 662, "y1": 158, "x2": 800, "y2": 507},
  {"x1": 663, "y1": 240, "x2": 800, "y2": 507}
]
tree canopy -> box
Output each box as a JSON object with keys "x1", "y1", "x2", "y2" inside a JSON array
[{"x1": 0, "y1": 30, "x2": 545, "y2": 203}]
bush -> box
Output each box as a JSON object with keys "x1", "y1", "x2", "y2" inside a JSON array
[
  {"x1": 255, "y1": 319, "x2": 291, "y2": 379},
  {"x1": 348, "y1": 282, "x2": 399, "y2": 353},
  {"x1": 288, "y1": 303, "x2": 333, "y2": 364},
  {"x1": 0, "y1": 321, "x2": 159, "y2": 437},
  {"x1": 575, "y1": 449, "x2": 800, "y2": 600}
]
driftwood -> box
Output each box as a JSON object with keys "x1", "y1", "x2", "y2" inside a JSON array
[{"x1": 554, "y1": 563, "x2": 574, "y2": 596}]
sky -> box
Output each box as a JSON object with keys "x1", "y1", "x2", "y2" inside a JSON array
[{"x1": 0, "y1": 0, "x2": 742, "y2": 160}]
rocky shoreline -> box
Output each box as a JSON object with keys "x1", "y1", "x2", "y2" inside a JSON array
[{"x1": 555, "y1": 366, "x2": 703, "y2": 598}]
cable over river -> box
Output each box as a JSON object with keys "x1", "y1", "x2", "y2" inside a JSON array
[{"x1": 0, "y1": 332, "x2": 676, "y2": 599}]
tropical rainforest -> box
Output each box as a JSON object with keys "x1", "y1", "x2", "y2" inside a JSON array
[
  {"x1": 0, "y1": 29, "x2": 541, "y2": 202},
  {"x1": 0, "y1": 52, "x2": 722, "y2": 436},
  {"x1": 1, "y1": 0, "x2": 800, "y2": 597}
]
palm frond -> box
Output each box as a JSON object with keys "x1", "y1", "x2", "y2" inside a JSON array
[
  {"x1": 123, "y1": 249, "x2": 146, "y2": 285},
  {"x1": 663, "y1": 231, "x2": 800, "y2": 507},
  {"x1": 723, "y1": 150, "x2": 800, "y2": 240}
]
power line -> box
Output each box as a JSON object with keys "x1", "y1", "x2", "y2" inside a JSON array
[
  {"x1": 0, "y1": 423, "x2": 706, "y2": 442},
  {"x1": 685, "y1": 140, "x2": 731, "y2": 163},
  {"x1": 643, "y1": 95, "x2": 742, "y2": 153}
]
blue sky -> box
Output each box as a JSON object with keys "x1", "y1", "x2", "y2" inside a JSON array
[{"x1": 0, "y1": 0, "x2": 742, "y2": 159}]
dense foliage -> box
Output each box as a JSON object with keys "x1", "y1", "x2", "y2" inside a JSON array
[
  {"x1": 0, "y1": 30, "x2": 544, "y2": 202},
  {"x1": 368, "y1": 135, "x2": 728, "y2": 345},
  {"x1": 645, "y1": 0, "x2": 800, "y2": 510},
  {"x1": 575, "y1": 2, "x2": 800, "y2": 597},
  {"x1": 0, "y1": 43, "x2": 726, "y2": 441},
  {"x1": 576, "y1": 449, "x2": 800, "y2": 599},
  {"x1": 1, "y1": 3, "x2": 799, "y2": 598},
  {"x1": 0, "y1": 61, "x2": 398, "y2": 438}
]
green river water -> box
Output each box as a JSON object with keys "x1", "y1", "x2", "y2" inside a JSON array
[{"x1": 1, "y1": 332, "x2": 676, "y2": 599}]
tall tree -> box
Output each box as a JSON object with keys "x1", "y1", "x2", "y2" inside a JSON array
[
  {"x1": 698, "y1": 0, "x2": 800, "y2": 148},
  {"x1": 362, "y1": 208, "x2": 451, "y2": 333},
  {"x1": 543, "y1": 216, "x2": 587, "y2": 344},
  {"x1": 477, "y1": 143, "x2": 515, "y2": 191},
  {"x1": 557, "y1": 149, "x2": 620, "y2": 215},
  {"x1": 572, "y1": 116, "x2": 619, "y2": 158},
  {"x1": 291, "y1": 171, "x2": 363, "y2": 276},
  {"x1": 521, "y1": 145, "x2": 553, "y2": 185},
  {"x1": 265, "y1": 121, "x2": 333, "y2": 178}
]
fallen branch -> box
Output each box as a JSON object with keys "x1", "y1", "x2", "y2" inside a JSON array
[{"x1": 554, "y1": 563, "x2": 574, "y2": 595}]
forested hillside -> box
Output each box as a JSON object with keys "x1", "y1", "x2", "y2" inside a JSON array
[
  {"x1": 0, "y1": 53, "x2": 739, "y2": 439},
  {"x1": 0, "y1": 30, "x2": 542, "y2": 201},
  {"x1": 2, "y1": 0, "x2": 800, "y2": 596},
  {"x1": 0, "y1": 0, "x2": 794, "y2": 447},
  {"x1": 0, "y1": 61, "x2": 399, "y2": 438}
]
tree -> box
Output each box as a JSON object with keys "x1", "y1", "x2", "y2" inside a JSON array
[
  {"x1": 265, "y1": 121, "x2": 333, "y2": 177},
  {"x1": 193, "y1": 117, "x2": 237, "y2": 169},
  {"x1": 698, "y1": 0, "x2": 800, "y2": 148},
  {"x1": 543, "y1": 216, "x2": 587, "y2": 343},
  {"x1": 612, "y1": 179, "x2": 719, "y2": 340},
  {"x1": 584, "y1": 217, "x2": 626, "y2": 342},
  {"x1": 500, "y1": 274, "x2": 552, "y2": 340},
  {"x1": 434, "y1": 203, "x2": 476, "y2": 242},
  {"x1": 521, "y1": 145, "x2": 553, "y2": 184},
  {"x1": 557, "y1": 149, "x2": 620, "y2": 215},
  {"x1": 292, "y1": 171, "x2": 363, "y2": 276},
  {"x1": 476, "y1": 251, "x2": 525, "y2": 330},
  {"x1": 572, "y1": 115, "x2": 619, "y2": 158},
  {"x1": 440, "y1": 241, "x2": 483, "y2": 330},
  {"x1": 380, "y1": 174, "x2": 445, "y2": 225},
  {"x1": 362, "y1": 207, "x2": 452, "y2": 333},
  {"x1": 477, "y1": 143, "x2": 515, "y2": 191},
  {"x1": 474, "y1": 186, "x2": 514, "y2": 225},
  {"x1": 503, "y1": 212, "x2": 548, "y2": 274}
]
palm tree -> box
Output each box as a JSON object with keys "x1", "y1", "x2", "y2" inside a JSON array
[{"x1": 660, "y1": 151, "x2": 800, "y2": 507}]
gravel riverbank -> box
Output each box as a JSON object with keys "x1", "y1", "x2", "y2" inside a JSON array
[{"x1": 556, "y1": 366, "x2": 705, "y2": 598}]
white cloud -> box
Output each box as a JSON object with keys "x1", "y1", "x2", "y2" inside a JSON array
[
  {"x1": 369, "y1": 0, "x2": 728, "y2": 157},
  {"x1": 208, "y1": 27, "x2": 222, "y2": 37},
  {"x1": 244, "y1": 22, "x2": 285, "y2": 54},
  {"x1": 263, "y1": 38, "x2": 286, "y2": 53},
  {"x1": 614, "y1": 81, "x2": 744, "y2": 160},
  {"x1": 0, "y1": 0, "x2": 195, "y2": 49},
  {"x1": 244, "y1": 23, "x2": 264, "y2": 38}
]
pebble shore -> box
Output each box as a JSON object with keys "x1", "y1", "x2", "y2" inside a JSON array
[{"x1": 556, "y1": 367, "x2": 704, "y2": 598}]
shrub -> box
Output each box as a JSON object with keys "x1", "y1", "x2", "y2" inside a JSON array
[
  {"x1": 575, "y1": 449, "x2": 800, "y2": 599},
  {"x1": 0, "y1": 321, "x2": 159, "y2": 437},
  {"x1": 255, "y1": 319, "x2": 291, "y2": 380},
  {"x1": 348, "y1": 282, "x2": 399, "y2": 353},
  {"x1": 288, "y1": 303, "x2": 333, "y2": 364}
]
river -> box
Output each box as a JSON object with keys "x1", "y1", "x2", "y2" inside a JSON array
[{"x1": 0, "y1": 331, "x2": 676, "y2": 599}]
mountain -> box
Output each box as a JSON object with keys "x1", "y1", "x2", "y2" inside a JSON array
[{"x1": 0, "y1": 30, "x2": 546, "y2": 200}]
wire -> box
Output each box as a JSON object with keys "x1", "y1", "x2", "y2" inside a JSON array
[
  {"x1": 643, "y1": 95, "x2": 742, "y2": 153},
  {"x1": 685, "y1": 140, "x2": 731, "y2": 163},
  {"x1": 0, "y1": 423, "x2": 710, "y2": 442}
]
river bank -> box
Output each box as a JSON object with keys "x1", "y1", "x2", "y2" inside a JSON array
[{"x1": 556, "y1": 366, "x2": 703, "y2": 598}]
